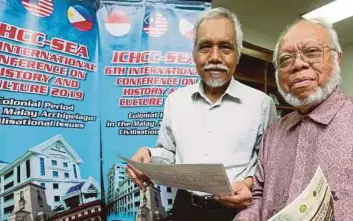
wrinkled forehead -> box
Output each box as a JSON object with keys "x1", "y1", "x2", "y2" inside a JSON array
[{"x1": 281, "y1": 22, "x2": 331, "y2": 51}]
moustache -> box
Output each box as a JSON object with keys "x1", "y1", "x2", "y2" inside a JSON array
[{"x1": 203, "y1": 64, "x2": 229, "y2": 72}]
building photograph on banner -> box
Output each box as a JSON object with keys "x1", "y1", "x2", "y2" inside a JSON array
[
  {"x1": 0, "y1": 1, "x2": 101, "y2": 221},
  {"x1": 97, "y1": 0, "x2": 210, "y2": 220}
]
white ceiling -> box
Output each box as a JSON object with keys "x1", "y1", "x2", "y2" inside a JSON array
[{"x1": 213, "y1": 0, "x2": 353, "y2": 50}]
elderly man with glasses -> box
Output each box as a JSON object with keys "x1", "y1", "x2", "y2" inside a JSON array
[{"x1": 235, "y1": 18, "x2": 353, "y2": 221}]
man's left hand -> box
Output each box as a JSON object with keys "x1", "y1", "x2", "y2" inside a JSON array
[{"x1": 213, "y1": 178, "x2": 252, "y2": 208}]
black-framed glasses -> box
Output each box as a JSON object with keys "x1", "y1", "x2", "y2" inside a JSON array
[{"x1": 274, "y1": 44, "x2": 337, "y2": 70}]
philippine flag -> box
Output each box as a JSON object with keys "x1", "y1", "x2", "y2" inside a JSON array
[
  {"x1": 143, "y1": 12, "x2": 168, "y2": 38},
  {"x1": 105, "y1": 10, "x2": 131, "y2": 37},
  {"x1": 67, "y1": 5, "x2": 93, "y2": 32},
  {"x1": 21, "y1": 0, "x2": 53, "y2": 17},
  {"x1": 179, "y1": 18, "x2": 194, "y2": 39}
]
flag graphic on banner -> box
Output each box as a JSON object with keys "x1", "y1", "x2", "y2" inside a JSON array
[
  {"x1": 67, "y1": 5, "x2": 93, "y2": 32},
  {"x1": 21, "y1": 0, "x2": 53, "y2": 17},
  {"x1": 179, "y1": 18, "x2": 194, "y2": 39},
  {"x1": 105, "y1": 10, "x2": 131, "y2": 37},
  {"x1": 143, "y1": 12, "x2": 168, "y2": 37}
]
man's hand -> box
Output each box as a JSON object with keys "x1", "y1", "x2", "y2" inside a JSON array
[
  {"x1": 126, "y1": 147, "x2": 153, "y2": 191},
  {"x1": 214, "y1": 177, "x2": 253, "y2": 208}
]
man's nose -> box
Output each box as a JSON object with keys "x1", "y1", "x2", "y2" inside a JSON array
[
  {"x1": 291, "y1": 52, "x2": 310, "y2": 72},
  {"x1": 209, "y1": 47, "x2": 222, "y2": 63}
]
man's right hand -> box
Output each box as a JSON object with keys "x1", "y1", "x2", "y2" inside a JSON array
[{"x1": 126, "y1": 147, "x2": 153, "y2": 191}]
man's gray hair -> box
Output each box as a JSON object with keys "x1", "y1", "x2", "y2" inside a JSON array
[
  {"x1": 273, "y1": 18, "x2": 342, "y2": 66},
  {"x1": 193, "y1": 7, "x2": 243, "y2": 61}
]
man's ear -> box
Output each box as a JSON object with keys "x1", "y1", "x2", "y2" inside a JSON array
[
  {"x1": 192, "y1": 50, "x2": 196, "y2": 62},
  {"x1": 337, "y1": 51, "x2": 343, "y2": 65}
]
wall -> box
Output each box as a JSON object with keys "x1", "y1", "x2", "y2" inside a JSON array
[
  {"x1": 242, "y1": 25, "x2": 276, "y2": 50},
  {"x1": 340, "y1": 44, "x2": 353, "y2": 95}
]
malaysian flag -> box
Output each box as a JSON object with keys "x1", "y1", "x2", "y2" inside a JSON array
[
  {"x1": 143, "y1": 12, "x2": 168, "y2": 38},
  {"x1": 21, "y1": 0, "x2": 54, "y2": 17}
]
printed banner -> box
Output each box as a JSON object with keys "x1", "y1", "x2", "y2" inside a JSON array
[
  {"x1": 97, "y1": 0, "x2": 210, "y2": 220},
  {"x1": 0, "y1": 1, "x2": 101, "y2": 221},
  {"x1": 0, "y1": 0, "x2": 210, "y2": 220}
]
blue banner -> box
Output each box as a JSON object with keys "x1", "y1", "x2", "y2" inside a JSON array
[
  {"x1": 0, "y1": 1, "x2": 101, "y2": 221},
  {"x1": 0, "y1": 0, "x2": 210, "y2": 220},
  {"x1": 97, "y1": 0, "x2": 210, "y2": 220}
]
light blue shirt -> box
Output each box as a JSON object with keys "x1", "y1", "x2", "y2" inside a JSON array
[{"x1": 149, "y1": 78, "x2": 277, "y2": 186}]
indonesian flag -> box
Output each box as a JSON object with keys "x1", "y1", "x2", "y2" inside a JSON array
[{"x1": 105, "y1": 10, "x2": 131, "y2": 37}]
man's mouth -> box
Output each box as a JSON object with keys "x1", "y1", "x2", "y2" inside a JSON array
[
  {"x1": 290, "y1": 78, "x2": 314, "y2": 88},
  {"x1": 204, "y1": 69, "x2": 227, "y2": 79},
  {"x1": 205, "y1": 68, "x2": 226, "y2": 73}
]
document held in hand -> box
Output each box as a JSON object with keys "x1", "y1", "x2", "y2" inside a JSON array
[
  {"x1": 268, "y1": 166, "x2": 334, "y2": 221},
  {"x1": 119, "y1": 155, "x2": 233, "y2": 196}
]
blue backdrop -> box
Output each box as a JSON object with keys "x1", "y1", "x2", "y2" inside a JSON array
[{"x1": 0, "y1": 0, "x2": 210, "y2": 220}]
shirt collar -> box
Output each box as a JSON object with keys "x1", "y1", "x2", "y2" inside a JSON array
[
  {"x1": 191, "y1": 78, "x2": 244, "y2": 101},
  {"x1": 287, "y1": 89, "x2": 347, "y2": 129}
]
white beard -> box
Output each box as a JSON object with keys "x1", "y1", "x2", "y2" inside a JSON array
[
  {"x1": 204, "y1": 79, "x2": 228, "y2": 88},
  {"x1": 276, "y1": 59, "x2": 341, "y2": 107},
  {"x1": 203, "y1": 63, "x2": 230, "y2": 88}
]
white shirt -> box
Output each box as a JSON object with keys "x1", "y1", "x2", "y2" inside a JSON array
[{"x1": 149, "y1": 78, "x2": 277, "y2": 188}]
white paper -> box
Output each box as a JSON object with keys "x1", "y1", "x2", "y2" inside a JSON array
[
  {"x1": 268, "y1": 166, "x2": 334, "y2": 221},
  {"x1": 119, "y1": 155, "x2": 233, "y2": 196}
]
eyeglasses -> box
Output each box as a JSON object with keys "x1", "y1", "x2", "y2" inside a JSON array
[{"x1": 274, "y1": 44, "x2": 337, "y2": 70}]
